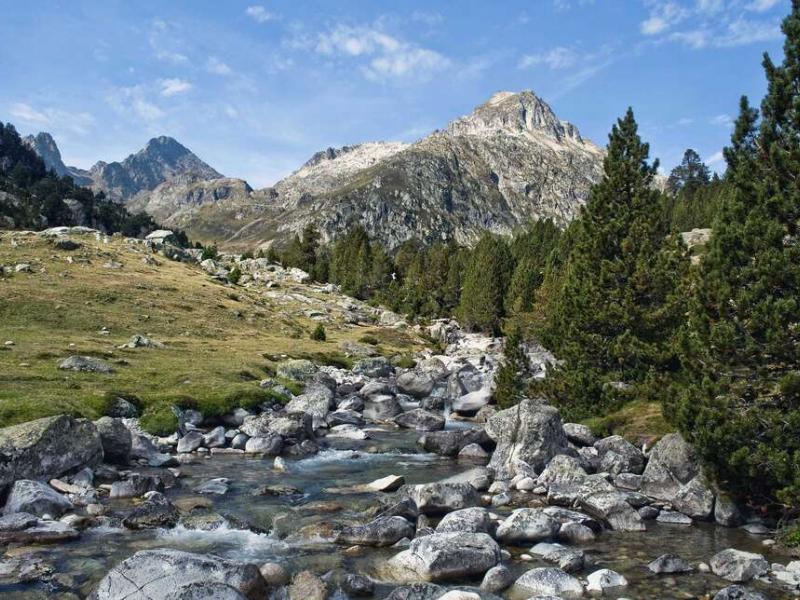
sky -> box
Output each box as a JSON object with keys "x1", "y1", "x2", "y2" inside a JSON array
[{"x1": 0, "y1": 0, "x2": 789, "y2": 188}]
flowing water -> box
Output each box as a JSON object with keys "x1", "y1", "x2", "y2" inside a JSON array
[{"x1": 2, "y1": 424, "x2": 793, "y2": 599}]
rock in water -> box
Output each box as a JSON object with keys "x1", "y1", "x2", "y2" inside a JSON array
[
  {"x1": 713, "y1": 586, "x2": 768, "y2": 600},
  {"x1": 394, "y1": 409, "x2": 446, "y2": 432},
  {"x1": 485, "y1": 399, "x2": 568, "y2": 479},
  {"x1": 385, "y1": 532, "x2": 500, "y2": 582},
  {"x1": 336, "y1": 516, "x2": 415, "y2": 546},
  {"x1": 0, "y1": 415, "x2": 103, "y2": 493},
  {"x1": 401, "y1": 483, "x2": 481, "y2": 515},
  {"x1": 122, "y1": 492, "x2": 179, "y2": 529},
  {"x1": 710, "y1": 549, "x2": 769, "y2": 583},
  {"x1": 2, "y1": 480, "x2": 73, "y2": 518},
  {"x1": 648, "y1": 554, "x2": 693, "y2": 574},
  {"x1": 511, "y1": 567, "x2": 584, "y2": 598},
  {"x1": 89, "y1": 549, "x2": 268, "y2": 600},
  {"x1": 495, "y1": 509, "x2": 560, "y2": 543},
  {"x1": 436, "y1": 508, "x2": 492, "y2": 534},
  {"x1": 578, "y1": 492, "x2": 646, "y2": 532},
  {"x1": 586, "y1": 569, "x2": 628, "y2": 594}
]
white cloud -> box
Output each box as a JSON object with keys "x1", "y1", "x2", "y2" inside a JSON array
[
  {"x1": 159, "y1": 78, "x2": 193, "y2": 97},
  {"x1": 677, "y1": 117, "x2": 694, "y2": 126},
  {"x1": 747, "y1": 0, "x2": 782, "y2": 12},
  {"x1": 314, "y1": 24, "x2": 450, "y2": 82},
  {"x1": 553, "y1": 0, "x2": 595, "y2": 11},
  {"x1": 706, "y1": 150, "x2": 725, "y2": 165},
  {"x1": 107, "y1": 85, "x2": 165, "y2": 122},
  {"x1": 207, "y1": 56, "x2": 233, "y2": 76},
  {"x1": 519, "y1": 46, "x2": 577, "y2": 69},
  {"x1": 640, "y1": 2, "x2": 688, "y2": 36},
  {"x1": 149, "y1": 18, "x2": 190, "y2": 65},
  {"x1": 669, "y1": 29, "x2": 711, "y2": 49},
  {"x1": 245, "y1": 5, "x2": 277, "y2": 23},
  {"x1": 411, "y1": 11, "x2": 444, "y2": 25},
  {"x1": 715, "y1": 17, "x2": 782, "y2": 46},
  {"x1": 223, "y1": 105, "x2": 239, "y2": 119},
  {"x1": 133, "y1": 98, "x2": 165, "y2": 120},
  {"x1": 10, "y1": 102, "x2": 48, "y2": 124},
  {"x1": 156, "y1": 50, "x2": 189, "y2": 64},
  {"x1": 711, "y1": 114, "x2": 734, "y2": 127}
]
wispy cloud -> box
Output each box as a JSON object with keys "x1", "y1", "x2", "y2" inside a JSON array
[
  {"x1": 553, "y1": 0, "x2": 595, "y2": 11},
  {"x1": 411, "y1": 11, "x2": 444, "y2": 26},
  {"x1": 747, "y1": 0, "x2": 781, "y2": 12},
  {"x1": 107, "y1": 85, "x2": 166, "y2": 122},
  {"x1": 149, "y1": 18, "x2": 190, "y2": 65},
  {"x1": 245, "y1": 5, "x2": 277, "y2": 24},
  {"x1": 711, "y1": 114, "x2": 734, "y2": 127},
  {"x1": 206, "y1": 56, "x2": 233, "y2": 76},
  {"x1": 9, "y1": 103, "x2": 95, "y2": 134},
  {"x1": 314, "y1": 24, "x2": 450, "y2": 82},
  {"x1": 706, "y1": 150, "x2": 725, "y2": 165},
  {"x1": 10, "y1": 103, "x2": 48, "y2": 124},
  {"x1": 519, "y1": 46, "x2": 578, "y2": 69},
  {"x1": 159, "y1": 78, "x2": 193, "y2": 97}
]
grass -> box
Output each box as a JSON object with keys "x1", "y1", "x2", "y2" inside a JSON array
[
  {"x1": 0, "y1": 232, "x2": 423, "y2": 433},
  {"x1": 582, "y1": 399, "x2": 671, "y2": 445}
]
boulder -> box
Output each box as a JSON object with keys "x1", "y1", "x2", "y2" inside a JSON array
[
  {"x1": 110, "y1": 474, "x2": 165, "y2": 499},
  {"x1": 480, "y1": 565, "x2": 514, "y2": 593},
  {"x1": 94, "y1": 417, "x2": 132, "y2": 464},
  {"x1": 402, "y1": 483, "x2": 481, "y2": 515},
  {"x1": 59, "y1": 355, "x2": 115, "y2": 373},
  {"x1": 240, "y1": 412, "x2": 313, "y2": 442},
  {"x1": 89, "y1": 549, "x2": 268, "y2": 600},
  {"x1": 452, "y1": 388, "x2": 493, "y2": 415},
  {"x1": 3, "y1": 480, "x2": 72, "y2": 517},
  {"x1": 511, "y1": 567, "x2": 584, "y2": 599},
  {"x1": 537, "y1": 455, "x2": 587, "y2": 487},
  {"x1": 336, "y1": 516, "x2": 415, "y2": 546},
  {"x1": 0, "y1": 519, "x2": 80, "y2": 544},
  {"x1": 327, "y1": 409, "x2": 363, "y2": 427},
  {"x1": 177, "y1": 431, "x2": 205, "y2": 453},
  {"x1": 276, "y1": 359, "x2": 318, "y2": 382},
  {"x1": 459, "y1": 443, "x2": 490, "y2": 459},
  {"x1": 485, "y1": 399, "x2": 569, "y2": 479},
  {"x1": 363, "y1": 396, "x2": 403, "y2": 421},
  {"x1": 436, "y1": 508, "x2": 492, "y2": 534},
  {"x1": 495, "y1": 508, "x2": 560, "y2": 543},
  {"x1": 385, "y1": 532, "x2": 500, "y2": 582},
  {"x1": 419, "y1": 429, "x2": 491, "y2": 457},
  {"x1": 563, "y1": 423, "x2": 596, "y2": 447},
  {"x1": 648, "y1": 554, "x2": 693, "y2": 574},
  {"x1": 259, "y1": 563, "x2": 290, "y2": 587},
  {"x1": 710, "y1": 549, "x2": 769, "y2": 583},
  {"x1": 353, "y1": 357, "x2": 395, "y2": 378},
  {"x1": 394, "y1": 409, "x2": 445, "y2": 432},
  {"x1": 715, "y1": 495, "x2": 743, "y2": 527},
  {"x1": 579, "y1": 492, "x2": 646, "y2": 532},
  {"x1": 107, "y1": 397, "x2": 140, "y2": 418},
  {"x1": 288, "y1": 571, "x2": 327, "y2": 600},
  {"x1": 202, "y1": 426, "x2": 227, "y2": 449},
  {"x1": 713, "y1": 586, "x2": 768, "y2": 600},
  {"x1": 397, "y1": 372, "x2": 436, "y2": 398},
  {"x1": 340, "y1": 573, "x2": 375, "y2": 597},
  {"x1": 366, "y1": 474, "x2": 405, "y2": 492},
  {"x1": 0, "y1": 415, "x2": 103, "y2": 492},
  {"x1": 586, "y1": 569, "x2": 628, "y2": 594},
  {"x1": 286, "y1": 385, "x2": 334, "y2": 429},
  {"x1": 594, "y1": 435, "x2": 645, "y2": 475},
  {"x1": 530, "y1": 543, "x2": 585, "y2": 573},
  {"x1": 122, "y1": 492, "x2": 179, "y2": 529}
]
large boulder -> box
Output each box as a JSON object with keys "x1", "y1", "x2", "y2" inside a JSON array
[
  {"x1": 537, "y1": 455, "x2": 588, "y2": 487},
  {"x1": 511, "y1": 567, "x2": 584, "y2": 598},
  {"x1": 352, "y1": 357, "x2": 395, "y2": 378},
  {"x1": 452, "y1": 388, "x2": 493, "y2": 415},
  {"x1": 122, "y1": 492, "x2": 180, "y2": 530},
  {"x1": 276, "y1": 359, "x2": 318, "y2": 382},
  {"x1": 240, "y1": 412, "x2": 313, "y2": 442},
  {"x1": 385, "y1": 532, "x2": 500, "y2": 582},
  {"x1": 594, "y1": 435, "x2": 645, "y2": 475},
  {"x1": 419, "y1": 429, "x2": 491, "y2": 457},
  {"x1": 495, "y1": 508, "x2": 560, "y2": 543},
  {"x1": 394, "y1": 409, "x2": 445, "y2": 432},
  {"x1": 336, "y1": 516, "x2": 415, "y2": 546},
  {"x1": 436, "y1": 508, "x2": 492, "y2": 534},
  {"x1": 397, "y1": 372, "x2": 436, "y2": 399},
  {"x1": 285, "y1": 385, "x2": 334, "y2": 429},
  {"x1": 485, "y1": 399, "x2": 568, "y2": 479},
  {"x1": 710, "y1": 549, "x2": 769, "y2": 583},
  {"x1": 94, "y1": 417, "x2": 132, "y2": 464},
  {"x1": 59, "y1": 355, "x2": 115, "y2": 373},
  {"x1": 363, "y1": 396, "x2": 403, "y2": 421},
  {"x1": 578, "y1": 492, "x2": 646, "y2": 532},
  {"x1": 89, "y1": 549, "x2": 268, "y2": 600},
  {"x1": 402, "y1": 483, "x2": 481, "y2": 515},
  {"x1": 0, "y1": 415, "x2": 103, "y2": 493},
  {"x1": 2, "y1": 480, "x2": 72, "y2": 517}
]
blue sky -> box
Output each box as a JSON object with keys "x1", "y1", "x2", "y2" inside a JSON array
[{"x1": 0, "y1": 0, "x2": 788, "y2": 187}]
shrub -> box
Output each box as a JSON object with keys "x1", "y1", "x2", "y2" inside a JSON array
[
  {"x1": 140, "y1": 402, "x2": 179, "y2": 437},
  {"x1": 358, "y1": 334, "x2": 379, "y2": 346},
  {"x1": 227, "y1": 267, "x2": 242, "y2": 285},
  {"x1": 310, "y1": 323, "x2": 327, "y2": 342},
  {"x1": 201, "y1": 245, "x2": 219, "y2": 261}
]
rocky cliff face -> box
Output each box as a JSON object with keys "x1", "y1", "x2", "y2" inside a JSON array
[{"x1": 24, "y1": 134, "x2": 223, "y2": 201}]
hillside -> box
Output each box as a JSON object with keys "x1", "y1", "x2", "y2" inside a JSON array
[{"x1": 0, "y1": 228, "x2": 421, "y2": 430}]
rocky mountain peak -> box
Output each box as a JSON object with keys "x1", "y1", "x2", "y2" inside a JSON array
[
  {"x1": 446, "y1": 90, "x2": 587, "y2": 145},
  {"x1": 22, "y1": 132, "x2": 94, "y2": 186}
]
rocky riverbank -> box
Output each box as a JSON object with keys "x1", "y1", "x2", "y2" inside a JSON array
[{"x1": 0, "y1": 317, "x2": 797, "y2": 599}]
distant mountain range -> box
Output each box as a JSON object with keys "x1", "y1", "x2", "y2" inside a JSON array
[{"x1": 25, "y1": 90, "x2": 605, "y2": 249}]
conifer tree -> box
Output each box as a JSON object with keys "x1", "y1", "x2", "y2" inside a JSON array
[
  {"x1": 538, "y1": 109, "x2": 688, "y2": 420},
  {"x1": 493, "y1": 325, "x2": 528, "y2": 408},
  {"x1": 676, "y1": 2, "x2": 800, "y2": 507},
  {"x1": 458, "y1": 234, "x2": 514, "y2": 334}
]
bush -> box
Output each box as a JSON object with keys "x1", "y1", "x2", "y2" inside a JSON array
[
  {"x1": 227, "y1": 267, "x2": 242, "y2": 285},
  {"x1": 393, "y1": 354, "x2": 416, "y2": 369},
  {"x1": 201, "y1": 245, "x2": 219, "y2": 261},
  {"x1": 140, "y1": 402, "x2": 179, "y2": 437},
  {"x1": 310, "y1": 323, "x2": 327, "y2": 342},
  {"x1": 358, "y1": 334, "x2": 379, "y2": 346}
]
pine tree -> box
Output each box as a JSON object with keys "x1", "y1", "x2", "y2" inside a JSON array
[
  {"x1": 458, "y1": 234, "x2": 514, "y2": 334},
  {"x1": 676, "y1": 3, "x2": 800, "y2": 507},
  {"x1": 667, "y1": 149, "x2": 710, "y2": 196},
  {"x1": 493, "y1": 325, "x2": 528, "y2": 408},
  {"x1": 538, "y1": 109, "x2": 688, "y2": 421}
]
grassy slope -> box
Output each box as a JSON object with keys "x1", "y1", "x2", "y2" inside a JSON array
[{"x1": 0, "y1": 231, "x2": 420, "y2": 430}]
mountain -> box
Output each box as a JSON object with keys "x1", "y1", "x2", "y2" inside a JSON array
[
  {"x1": 135, "y1": 90, "x2": 604, "y2": 249},
  {"x1": 24, "y1": 134, "x2": 223, "y2": 201},
  {"x1": 22, "y1": 133, "x2": 93, "y2": 186}
]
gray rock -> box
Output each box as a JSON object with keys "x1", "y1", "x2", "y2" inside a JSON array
[
  {"x1": 288, "y1": 570, "x2": 328, "y2": 600},
  {"x1": 94, "y1": 417, "x2": 132, "y2": 464},
  {"x1": 436, "y1": 507, "x2": 492, "y2": 534},
  {"x1": 563, "y1": 423, "x2": 596, "y2": 447},
  {"x1": 657, "y1": 510, "x2": 693, "y2": 525},
  {"x1": 615, "y1": 472, "x2": 642, "y2": 490},
  {"x1": 89, "y1": 549, "x2": 268, "y2": 600},
  {"x1": 353, "y1": 357, "x2": 395, "y2": 378},
  {"x1": 196, "y1": 478, "x2": 229, "y2": 495},
  {"x1": 3, "y1": 480, "x2": 72, "y2": 517},
  {"x1": 0, "y1": 512, "x2": 39, "y2": 532},
  {"x1": 222, "y1": 408, "x2": 251, "y2": 428},
  {"x1": 0, "y1": 556, "x2": 55, "y2": 585},
  {"x1": 579, "y1": 491, "x2": 646, "y2": 532},
  {"x1": 59, "y1": 355, "x2": 115, "y2": 373},
  {"x1": 485, "y1": 399, "x2": 569, "y2": 479},
  {"x1": 585, "y1": 569, "x2": 628, "y2": 595},
  {"x1": 120, "y1": 334, "x2": 165, "y2": 349},
  {"x1": 240, "y1": 412, "x2": 313, "y2": 442},
  {"x1": 594, "y1": 435, "x2": 645, "y2": 475},
  {"x1": 177, "y1": 431, "x2": 205, "y2": 453},
  {"x1": 710, "y1": 549, "x2": 769, "y2": 583},
  {"x1": 363, "y1": 396, "x2": 403, "y2": 421},
  {"x1": 459, "y1": 443, "x2": 490, "y2": 459},
  {"x1": 107, "y1": 397, "x2": 139, "y2": 418},
  {"x1": 0, "y1": 415, "x2": 103, "y2": 493},
  {"x1": 110, "y1": 474, "x2": 164, "y2": 499},
  {"x1": 537, "y1": 454, "x2": 587, "y2": 487},
  {"x1": 0, "y1": 519, "x2": 79, "y2": 544},
  {"x1": 397, "y1": 372, "x2": 436, "y2": 398},
  {"x1": 452, "y1": 388, "x2": 493, "y2": 415},
  {"x1": 244, "y1": 435, "x2": 283, "y2": 455},
  {"x1": 202, "y1": 426, "x2": 227, "y2": 449},
  {"x1": 394, "y1": 408, "x2": 445, "y2": 432},
  {"x1": 327, "y1": 409, "x2": 363, "y2": 427},
  {"x1": 337, "y1": 516, "x2": 415, "y2": 546},
  {"x1": 402, "y1": 483, "x2": 481, "y2": 515},
  {"x1": 481, "y1": 564, "x2": 514, "y2": 593},
  {"x1": 359, "y1": 381, "x2": 392, "y2": 398},
  {"x1": 276, "y1": 359, "x2": 318, "y2": 382},
  {"x1": 341, "y1": 573, "x2": 375, "y2": 597},
  {"x1": 337, "y1": 396, "x2": 365, "y2": 412},
  {"x1": 385, "y1": 532, "x2": 500, "y2": 582},
  {"x1": 713, "y1": 585, "x2": 768, "y2": 600},
  {"x1": 715, "y1": 495, "x2": 742, "y2": 527},
  {"x1": 122, "y1": 492, "x2": 179, "y2": 529},
  {"x1": 495, "y1": 508, "x2": 560, "y2": 543},
  {"x1": 557, "y1": 521, "x2": 595, "y2": 543},
  {"x1": 259, "y1": 562, "x2": 290, "y2": 587},
  {"x1": 286, "y1": 385, "x2": 335, "y2": 429},
  {"x1": 163, "y1": 582, "x2": 247, "y2": 600},
  {"x1": 419, "y1": 429, "x2": 491, "y2": 457},
  {"x1": 638, "y1": 506, "x2": 660, "y2": 520},
  {"x1": 530, "y1": 543, "x2": 585, "y2": 573},
  {"x1": 231, "y1": 433, "x2": 249, "y2": 450},
  {"x1": 648, "y1": 554, "x2": 694, "y2": 573},
  {"x1": 511, "y1": 567, "x2": 584, "y2": 598}
]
